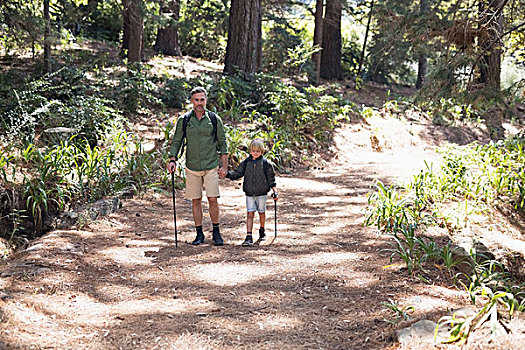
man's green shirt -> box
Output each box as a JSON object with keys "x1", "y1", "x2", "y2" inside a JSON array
[{"x1": 169, "y1": 110, "x2": 228, "y2": 171}]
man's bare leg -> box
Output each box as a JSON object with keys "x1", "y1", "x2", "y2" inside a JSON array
[
  {"x1": 191, "y1": 198, "x2": 204, "y2": 245},
  {"x1": 208, "y1": 197, "x2": 223, "y2": 245}
]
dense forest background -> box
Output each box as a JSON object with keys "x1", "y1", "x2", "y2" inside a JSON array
[
  {"x1": 1, "y1": 1, "x2": 525, "y2": 347},
  {"x1": 1, "y1": 0, "x2": 524, "y2": 245}
]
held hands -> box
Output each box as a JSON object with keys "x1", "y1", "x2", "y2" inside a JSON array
[
  {"x1": 271, "y1": 189, "x2": 278, "y2": 201},
  {"x1": 219, "y1": 155, "x2": 228, "y2": 178}
]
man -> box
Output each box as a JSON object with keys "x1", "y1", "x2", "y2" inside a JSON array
[{"x1": 167, "y1": 87, "x2": 228, "y2": 246}]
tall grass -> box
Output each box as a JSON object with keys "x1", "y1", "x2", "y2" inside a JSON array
[{"x1": 364, "y1": 133, "x2": 525, "y2": 344}]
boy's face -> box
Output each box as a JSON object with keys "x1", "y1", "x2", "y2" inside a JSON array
[{"x1": 250, "y1": 148, "x2": 262, "y2": 159}]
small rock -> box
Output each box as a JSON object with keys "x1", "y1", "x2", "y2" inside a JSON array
[{"x1": 395, "y1": 319, "x2": 448, "y2": 346}]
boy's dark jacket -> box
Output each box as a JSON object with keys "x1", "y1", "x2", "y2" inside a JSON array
[{"x1": 226, "y1": 155, "x2": 276, "y2": 196}]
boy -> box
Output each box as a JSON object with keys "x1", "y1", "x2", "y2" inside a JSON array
[{"x1": 226, "y1": 138, "x2": 277, "y2": 246}]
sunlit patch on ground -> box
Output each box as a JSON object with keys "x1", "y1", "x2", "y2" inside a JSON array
[
  {"x1": 189, "y1": 263, "x2": 274, "y2": 286},
  {"x1": 306, "y1": 222, "x2": 348, "y2": 235},
  {"x1": 252, "y1": 314, "x2": 302, "y2": 331},
  {"x1": 98, "y1": 247, "x2": 156, "y2": 265}
]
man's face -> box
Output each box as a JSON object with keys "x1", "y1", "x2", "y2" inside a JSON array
[{"x1": 191, "y1": 92, "x2": 207, "y2": 113}]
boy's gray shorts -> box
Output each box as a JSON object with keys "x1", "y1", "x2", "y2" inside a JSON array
[{"x1": 246, "y1": 195, "x2": 267, "y2": 213}]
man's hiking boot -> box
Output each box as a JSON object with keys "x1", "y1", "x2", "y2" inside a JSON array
[
  {"x1": 259, "y1": 227, "x2": 266, "y2": 241},
  {"x1": 212, "y1": 228, "x2": 224, "y2": 246},
  {"x1": 191, "y1": 232, "x2": 205, "y2": 245},
  {"x1": 242, "y1": 235, "x2": 253, "y2": 246}
]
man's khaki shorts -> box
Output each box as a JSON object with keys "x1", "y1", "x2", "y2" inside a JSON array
[{"x1": 185, "y1": 167, "x2": 220, "y2": 199}]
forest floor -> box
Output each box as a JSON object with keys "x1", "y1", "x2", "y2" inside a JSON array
[{"x1": 1, "y1": 68, "x2": 525, "y2": 349}]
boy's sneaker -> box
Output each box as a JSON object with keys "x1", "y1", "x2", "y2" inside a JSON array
[
  {"x1": 242, "y1": 235, "x2": 253, "y2": 246},
  {"x1": 259, "y1": 227, "x2": 266, "y2": 241}
]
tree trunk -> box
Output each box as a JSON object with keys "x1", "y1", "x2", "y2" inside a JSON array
[
  {"x1": 415, "y1": 0, "x2": 428, "y2": 89},
  {"x1": 122, "y1": 0, "x2": 144, "y2": 63},
  {"x1": 43, "y1": 0, "x2": 51, "y2": 73},
  {"x1": 153, "y1": 0, "x2": 181, "y2": 56},
  {"x1": 415, "y1": 53, "x2": 428, "y2": 89},
  {"x1": 320, "y1": 0, "x2": 343, "y2": 80},
  {"x1": 312, "y1": 0, "x2": 324, "y2": 83},
  {"x1": 224, "y1": 0, "x2": 262, "y2": 78},
  {"x1": 122, "y1": 0, "x2": 130, "y2": 57},
  {"x1": 478, "y1": 0, "x2": 504, "y2": 90},
  {"x1": 256, "y1": 7, "x2": 263, "y2": 70}
]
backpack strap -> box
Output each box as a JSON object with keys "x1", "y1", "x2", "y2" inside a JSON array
[
  {"x1": 178, "y1": 110, "x2": 218, "y2": 158},
  {"x1": 208, "y1": 111, "x2": 218, "y2": 143},
  {"x1": 262, "y1": 158, "x2": 269, "y2": 183}
]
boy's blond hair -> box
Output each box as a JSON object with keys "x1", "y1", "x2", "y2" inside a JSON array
[{"x1": 249, "y1": 138, "x2": 265, "y2": 153}]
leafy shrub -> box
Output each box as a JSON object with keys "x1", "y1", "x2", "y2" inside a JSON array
[
  {"x1": 115, "y1": 63, "x2": 161, "y2": 114},
  {"x1": 342, "y1": 32, "x2": 362, "y2": 79},
  {"x1": 161, "y1": 77, "x2": 192, "y2": 109},
  {"x1": 365, "y1": 134, "x2": 525, "y2": 282},
  {"x1": 178, "y1": 0, "x2": 228, "y2": 60},
  {"x1": 83, "y1": 0, "x2": 122, "y2": 42},
  {"x1": 262, "y1": 15, "x2": 305, "y2": 75},
  {"x1": 438, "y1": 258, "x2": 524, "y2": 345}
]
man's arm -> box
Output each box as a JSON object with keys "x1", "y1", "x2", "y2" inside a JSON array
[
  {"x1": 215, "y1": 115, "x2": 229, "y2": 178},
  {"x1": 215, "y1": 115, "x2": 228, "y2": 155},
  {"x1": 219, "y1": 154, "x2": 228, "y2": 178},
  {"x1": 169, "y1": 117, "x2": 185, "y2": 158},
  {"x1": 167, "y1": 117, "x2": 184, "y2": 173}
]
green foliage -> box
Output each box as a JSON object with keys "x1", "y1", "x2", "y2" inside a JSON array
[
  {"x1": 224, "y1": 124, "x2": 248, "y2": 166},
  {"x1": 366, "y1": 0, "x2": 419, "y2": 85},
  {"x1": 0, "y1": 1, "x2": 43, "y2": 53},
  {"x1": 367, "y1": 138, "x2": 525, "y2": 232},
  {"x1": 203, "y1": 73, "x2": 355, "y2": 168},
  {"x1": 80, "y1": 0, "x2": 122, "y2": 42},
  {"x1": 438, "y1": 258, "x2": 524, "y2": 345},
  {"x1": 263, "y1": 16, "x2": 305, "y2": 75},
  {"x1": 212, "y1": 74, "x2": 262, "y2": 119},
  {"x1": 178, "y1": 0, "x2": 228, "y2": 60},
  {"x1": 342, "y1": 33, "x2": 362, "y2": 79},
  {"x1": 364, "y1": 129, "x2": 524, "y2": 344},
  {"x1": 283, "y1": 42, "x2": 318, "y2": 80},
  {"x1": 381, "y1": 299, "x2": 414, "y2": 324},
  {"x1": 161, "y1": 77, "x2": 192, "y2": 109},
  {"x1": 386, "y1": 224, "x2": 421, "y2": 274},
  {"x1": 265, "y1": 84, "x2": 352, "y2": 149},
  {"x1": 1, "y1": 113, "x2": 169, "y2": 238},
  {"x1": 365, "y1": 179, "x2": 434, "y2": 234},
  {"x1": 115, "y1": 63, "x2": 161, "y2": 114},
  {"x1": 1, "y1": 66, "x2": 119, "y2": 148},
  {"x1": 439, "y1": 242, "x2": 467, "y2": 274},
  {"x1": 366, "y1": 134, "x2": 525, "y2": 280}
]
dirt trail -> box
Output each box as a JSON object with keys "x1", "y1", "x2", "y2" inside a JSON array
[{"x1": 0, "y1": 122, "x2": 516, "y2": 349}]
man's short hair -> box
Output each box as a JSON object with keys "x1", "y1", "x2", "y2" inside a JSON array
[{"x1": 191, "y1": 86, "x2": 207, "y2": 98}]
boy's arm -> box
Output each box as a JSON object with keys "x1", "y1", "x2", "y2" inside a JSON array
[{"x1": 226, "y1": 159, "x2": 246, "y2": 180}]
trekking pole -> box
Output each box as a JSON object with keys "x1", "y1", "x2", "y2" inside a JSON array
[
  {"x1": 270, "y1": 191, "x2": 278, "y2": 244},
  {"x1": 171, "y1": 171, "x2": 178, "y2": 247}
]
